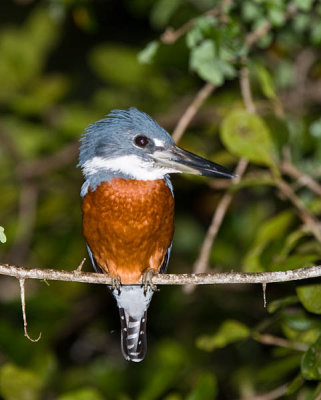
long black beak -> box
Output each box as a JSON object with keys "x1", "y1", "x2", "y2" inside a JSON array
[{"x1": 152, "y1": 146, "x2": 236, "y2": 179}]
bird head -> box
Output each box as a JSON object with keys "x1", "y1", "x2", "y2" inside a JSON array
[{"x1": 78, "y1": 108, "x2": 235, "y2": 191}]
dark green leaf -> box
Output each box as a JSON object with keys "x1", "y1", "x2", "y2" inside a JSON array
[
  {"x1": 190, "y1": 40, "x2": 236, "y2": 86},
  {"x1": 58, "y1": 388, "x2": 104, "y2": 400},
  {"x1": 220, "y1": 109, "x2": 277, "y2": 170},
  {"x1": 196, "y1": 320, "x2": 250, "y2": 351},
  {"x1": 150, "y1": 0, "x2": 182, "y2": 29},
  {"x1": 0, "y1": 364, "x2": 42, "y2": 400},
  {"x1": 294, "y1": 0, "x2": 314, "y2": 11},
  {"x1": 138, "y1": 41, "x2": 160, "y2": 64},
  {"x1": 301, "y1": 336, "x2": 321, "y2": 380},
  {"x1": 285, "y1": 374, "x2": 304, "y2": 395},
  {"x1": 267, "y1": 296, "x2": 299, "y2": 314},
  {"x1": 186, "y1": 373, "x2": 217, "y2": 400},
  {"x1": 256, "y1": 65, "x2": 276, "y2": 99},
  {"x1": 297, "y1": 284, "x2": 321, "y2": 314},
  {"x1": 243, "y1": 211, "x2": 294, "y2": 272}
]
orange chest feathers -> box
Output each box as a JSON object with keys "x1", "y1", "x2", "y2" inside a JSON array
[{"x1": 82, "y1": 178, "x2": 175, "y2": 283}]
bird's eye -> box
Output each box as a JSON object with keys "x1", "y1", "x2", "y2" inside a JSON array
[{"x1": 134, "y1": 135, "x2": 149, "y2": 148}]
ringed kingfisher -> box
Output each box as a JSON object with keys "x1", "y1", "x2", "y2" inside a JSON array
[{"x1": 78, "y1": 107, "x2": 235, "y2": 362}]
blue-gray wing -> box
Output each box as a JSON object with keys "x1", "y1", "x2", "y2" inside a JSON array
[
  {"x1": 86, "y1": 244, "x2": 103, "y2": 273},
  {"x1": 159, "y1": 243, "x2": 172, "y2": 274}
]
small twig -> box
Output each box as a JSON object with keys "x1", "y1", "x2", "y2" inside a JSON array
[
  {"x1": 172, "y1": 82, "x2": 216, "y2": 143},
  {"x1": 294, "y1": 48, "x2": 317, "y2": 109},
  {"x1": 280, "y1": 156, "x2": 321, "y2": 197},
  {"x1": 276, "y1": 178, "x2": 321, "y2": 243},
  {"x1": 246, "y1": 2, "x2": 297, "y2": 49},
  {"x1": 19, "y1": 279, "x2": 41, "y2": 342},
  {"x1": 253, "y1": 332, "x2": 308, "y2": 352},
  {"x1": 0, "y1": 264, "x2": 320, "y2": 285},
  {"x1": 237, "y1": 383, "x2": 288, "y2": 400},
  {"x1": 76, "y1": 258, "x2": 86, "y2": 272},
  {"x1": 246, "y1": 20, "x2": 272, "y2": 49},
  {"x1": 314, "y1": 391, "x2": 321, "y2": 400},
  {"x1": 262, "y1": 283, "x2": 267, "y2": 308},
  {"x1": 240, "y1": 65, "x2": 256, "y2": 113},
  {"x1": 160, "y1": 0, "x2": 233, "y2": 44}
]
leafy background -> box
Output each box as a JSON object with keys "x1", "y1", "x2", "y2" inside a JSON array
[{"x1": 0, "y1": 0, "x2": 321, "y2": 399}]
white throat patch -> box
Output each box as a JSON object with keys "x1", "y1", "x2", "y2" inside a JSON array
[{"x1": 82, "y1": 154, "x2": 178, "y2": 180}]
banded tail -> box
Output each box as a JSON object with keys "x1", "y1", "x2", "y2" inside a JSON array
[{"x1": 112, "y1": 286, "x2": 153, "y2": 362}]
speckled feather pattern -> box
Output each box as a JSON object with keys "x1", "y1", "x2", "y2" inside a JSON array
[{"x1": 82, "y1": 178, "x2": 174, "y2": 284}]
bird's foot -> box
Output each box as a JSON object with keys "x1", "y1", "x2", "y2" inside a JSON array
[
  {"x1": 111, "y1": 275, "x2": 122, "y2": 295},
  {"x1": 141, "y1": 269, "x2": 159, "y2": 295}
]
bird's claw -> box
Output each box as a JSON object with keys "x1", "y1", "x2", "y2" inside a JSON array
[
  {"x1": 111, "y1": 276, "x2": 121, "y2": 295},
  {"x1": 142, "y1": 270, "x2": 159, "y2": 295}
]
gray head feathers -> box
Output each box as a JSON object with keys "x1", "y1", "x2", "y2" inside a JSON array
[{"x1": 78, "y1": 107, "x2": 174, "y2": 168}]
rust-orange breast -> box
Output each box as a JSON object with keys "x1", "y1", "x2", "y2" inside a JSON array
[{"x1": 82, "y1": 178, "x2": 175, "y2": 283}]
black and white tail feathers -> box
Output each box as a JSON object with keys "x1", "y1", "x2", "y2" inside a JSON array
[
  {"x1": 119, "y1": 308, "x2": 148, "y2": 362},
  {"x1": 112, "y1": 286, "x2": 153, "y2": 362}
]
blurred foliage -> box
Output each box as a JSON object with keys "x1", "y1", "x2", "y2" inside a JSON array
[{"x1": 0, "y1": 0, "x2": 321, "y2": 399}]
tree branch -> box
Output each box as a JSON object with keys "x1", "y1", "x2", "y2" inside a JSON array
[
  {"x1": 160, "y1": 0, "x2": 233, "y2": 45},
  {"x1": 280, "y1": 153, "x2": 321, "y2": 197},
  {"x1": 19, "y1": 279, "x2": 41, "y2": 342},
  {"x1": 172, "y1": 82, "x2": 216, "y2": 143},
  {"x1": 0, "y1": 263, "x2": 321, "y2": 285},
  {"x1": 253, "y1": 332, "x2": 308, "y2": 352},
  {"x1": 236, "y1": 383, "x2": 288, "y2": 400}
]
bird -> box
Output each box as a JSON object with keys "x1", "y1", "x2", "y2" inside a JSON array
[{"x1": 78, "y1": 107, "x2": 235, "y2": 362}]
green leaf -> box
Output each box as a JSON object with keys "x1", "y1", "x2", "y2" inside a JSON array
[
  {"x1": 277, "y1": 229, "x2": 306, "y2": 261},
  {"x1": 150, "y1": 0, "x2": 182, "y2": 29},
  {"x1": 293, "y1": 14, "x2": 310, "y2": 32},
  {"x1": 0, "y1": 226, "x2": 6, "y2": 243},
  {"x1": 301, "y1": 336, "x2": 321, "y2": 380},
  {"x1": 0, "y1": 8, "x2": 59, "y2": 100},
  {"x1": 89, "y1": 44, "x2": 169, "y2": 98},
  {"x1": 90, "y1": 45, "x2": 145, "y2": 86},
  {"x1": 186, "y1": 25, "x2": 203, "y2": 49},
  {"x1": 267, "y1": 296, "x2": 299, "y2": 314},
  {"x1": 243, "y1": 211, "x2": 294, "y2": 272},
  {"x1": 310, "y1": 117, "x2": 321, "y2": 138},
  {"x1": 196, "y1": 320, "x2": 250, "y2": 351},
  {"x1": 190, "y1": 40, "x2": 235, "y2": 86},
  {"x1": 242, "y1": 2, "x2": 262, "y2": 22},
  {"x1": 297, "y1": 283, "x2": 321, "y2": 314},
  {"x1": 190, "y1": 40, "x2": 222, "y2": 85},
  {"x1": 220, "y1": 109, "x2": 277, "y2": 170},
  {"x1": 310, "y1": 23, "x2": 321, "y2": 45},
  {"x1": 256, "y1": 65, "x2": 276, "y2": 99},
  {"x1": 294, "y1": 0, "x2": 314, "y2": 11},
  {"x1": 58, "y1": 388, "x2": 104, "y2": 400},
  {"x1": 186, "y1": 373, "x2": 217, "y2": 400},
  {"x1": 12, "y1": 74, "x2": 68, "y2": 115},
  {"x1": 186, "y1": 16, "x2": 216, "y2": 49},
  {"x1": 312, "y1": 383, "x2": 321, "y2": 399},
  {"x1": 257, "y1": 355, "x2": 301, "y2": 383},
  {"x1": 285, "y1": 374, "x2": 304, "y2": 395},
  {"x1": 163, "y1": 395, "x2": 182, "y2": 400},
  {"x1": 138, "y1": 41, "x2": 160, "y2": 64},
  {"x1": 267, "y1": 6, "x2": 286, "y2": 27},
  {"x1": 0, "y1": 363, "x2": 42, "y2": 400}
]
